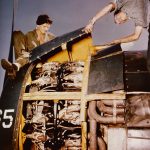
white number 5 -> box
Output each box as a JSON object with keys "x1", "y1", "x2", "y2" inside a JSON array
[{"x1": 0, "y1": 109, "x2": 15, "y2": 128}]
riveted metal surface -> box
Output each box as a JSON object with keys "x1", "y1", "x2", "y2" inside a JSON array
[
  {"x1": 124, "y1": 51, "x2": 150, "y2": 92},
  {"x1": 124, "y1": 51, "x2": 147, "y2": 72}
]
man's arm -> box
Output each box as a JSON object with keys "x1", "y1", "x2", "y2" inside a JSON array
[
  {"x1": 84, "y1": 3, "x2": 116, "y2": 33},
  {"x1": 106, "y1": 26, "x2": 143, "y2": 45}
]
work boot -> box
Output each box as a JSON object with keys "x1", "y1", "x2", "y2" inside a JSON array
[{"x1": 1, "y1": 59, "x2": 18, "y2": 79}]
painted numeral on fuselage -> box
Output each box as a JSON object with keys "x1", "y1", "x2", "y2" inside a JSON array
[{"x1": 0, "y1": 109, "x2": 15, "y2": 128}]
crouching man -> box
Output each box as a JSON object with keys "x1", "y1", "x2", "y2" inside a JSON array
[{"x1": 1, "y1": 14, "x2": 55, "y2": 78}]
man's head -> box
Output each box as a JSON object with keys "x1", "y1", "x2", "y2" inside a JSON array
[
  {"x1": 114, "y1": 10, "x2": 128, "y2": 24},
  {"x1": 36, "y1": 14, "x2": 53, "y2": 33}
]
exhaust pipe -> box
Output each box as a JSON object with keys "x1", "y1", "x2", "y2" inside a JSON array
[
  {"x1": 88, "y1": 101, "x2": 124, "y2": 124},
  {"x1": 97, "y1": 101, "x2": 124, "y2": 115},
  {"x1": 98, "y1": 137, "x2": 107, "y2": 150},
  {"x1": 89, "y1": 119, "x2": 97, "y2": 150}
]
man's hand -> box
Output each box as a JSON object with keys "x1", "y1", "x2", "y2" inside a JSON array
[
  {"x1": 22, "y1": 51, "x2": 30, "y2": 58},
  {"x1": 105, "y1": 40, "x2": 121, "y2": 46},
  {"x1": 83, "y1": 3, "x2": 115, "y2": 34},
  {"x1": 84, "y1": 20, "x2": 94, "y2": 33}
]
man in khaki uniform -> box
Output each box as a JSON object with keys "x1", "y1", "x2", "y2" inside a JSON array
[
  {"x1": 26, "y1": 14, "x2": 55, "y2": 52},
  {"x1": 13, "y1": 31, "x2": 26, "y2": 60},
  {"x1": 1, "y1": 14, "x2": 55, "y2": 78}
]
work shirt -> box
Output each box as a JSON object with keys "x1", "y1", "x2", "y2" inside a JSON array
[
  {"x1": 111, "y1": 0, "x2": 149, "y2": 28},
  {"x1": 25, "y1": 29, "x2": 55, "y2": 52}
]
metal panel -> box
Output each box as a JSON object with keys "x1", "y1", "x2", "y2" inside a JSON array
[
  {"x1": 30, "y1": 27, "x2": 89, "y2": 62},
  {"x1": 125, "y1": 73, "x2": 150, "y2": 91},
  {"x1": 127, "y1": 129, "x2": 150, "y2": 150},
  {"x1": 124, "y1": 51, "x2": 150, "y2": 92},
  {"x1": 88, "y1": 45, "x2": 124, "y2": 94},
  {"x1": 124, "y1": 51, "x2": 147, "y2": 72},
  {"x1": 0, "y1": 65, "x2": 30, "y2": 150},
  {"x1": 108, "y1": 128, "x2": 127, "y2": 150}
]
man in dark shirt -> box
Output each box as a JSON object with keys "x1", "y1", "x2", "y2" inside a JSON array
[{"x1": 84, "y1": 0, "x2": 149, "y2": 45}]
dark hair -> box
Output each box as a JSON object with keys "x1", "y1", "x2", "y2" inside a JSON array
[
  {"x1": 114, "y1": 9, "x2": 121, "y2": 16},
  {"x1": 36, "y1": 14, "x2": 53, "y2": 25}
]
